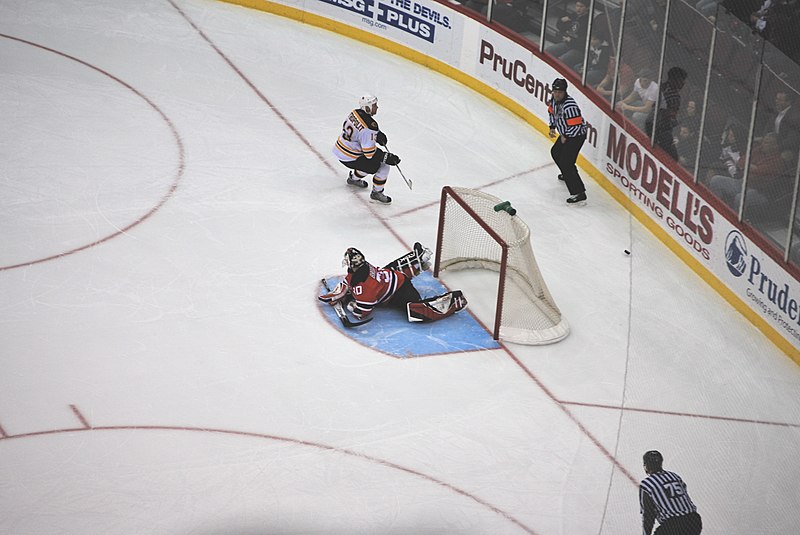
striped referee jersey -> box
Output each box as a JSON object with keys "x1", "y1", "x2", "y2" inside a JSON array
[
  {"x1": 548, "y1": 94, "x2": 587, "y2": 138},
  {"x1": 639, "y1": 470, "x2": 698, "y2": 535}
]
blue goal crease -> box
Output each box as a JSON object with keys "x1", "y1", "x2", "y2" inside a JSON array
[{"x1": 320, "y1": 272, "x2": 500, "y2": 358}]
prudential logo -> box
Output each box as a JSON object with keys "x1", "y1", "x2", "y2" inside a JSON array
[{"x1": 725, "y1": 230, "x2": 748, "y2": 277}]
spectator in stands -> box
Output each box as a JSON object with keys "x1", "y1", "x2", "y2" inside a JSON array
[
  {"x1": 709, "y1": 132, "x2": 786, "y2": 215},
  {"x1": 595, "y1": 59, "x2": 634, "y2": 103},
  {"x1": 577, "y1": 35, "x2": 611, "y2": 86},
  {"x1": 706, "y1": 122, "x2": 746, "y2": 182},
  {"x1": 675, "y1": 124, "x2": 698, "y2": 170},
  {"x1": 646, "y1": 66, "x2": 688, "y2": 160},
  {"x1": 750, "y1": 0, "x2": 774, "y2": 36},
  {"x1": 547, "y1": 0, "x2": 590, "y2": 67},
  {"x1": 764, "y1": 0, "x2": 792, "y2": 35},
  {"x1": 625, "y1": 0, "x2": 667, "y2": 52},
  {"x1": 769, "y1": 90, "x2": 800, "y2": 163},
  {"x1": 615, "y1": 68, "x2": 659, "y2": 131},
  {"x1": 679, "y1": 99, "x2": 701, "y2": 135}
]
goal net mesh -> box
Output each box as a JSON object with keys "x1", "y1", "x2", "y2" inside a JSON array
[{"x1": 435, "y1": 186, "x2": 569, "y2": 345}]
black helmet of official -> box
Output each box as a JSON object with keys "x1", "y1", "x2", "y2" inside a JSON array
[
  {"x1": 552, "y1": 78, "x2": 568, "y2": 91},
  {"x1": 643, "y1": 450, "x2": 663, "y2": 472},
  {"x1": 343, "y1": 247, "x2": 367, "y2": 273}
]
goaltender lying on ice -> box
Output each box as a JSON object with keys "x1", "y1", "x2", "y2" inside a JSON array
[{"x1": 319, "y1": 243, "x2": 468, "y2": 326}]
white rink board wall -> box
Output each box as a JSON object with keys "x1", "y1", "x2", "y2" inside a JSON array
[{"x1": 232, "y1": 0, "x2": 800, "y2": 359}]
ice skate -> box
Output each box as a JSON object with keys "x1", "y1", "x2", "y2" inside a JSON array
[
  {"x1": 566, "y1": 192, "x2": 587, "y2": 205},
  {"x1": 370, "y1": 189, "x2": 392, "y2": 205},
  {"x1": 346, "y1": 171, "x2": 368, "y2": 188}
]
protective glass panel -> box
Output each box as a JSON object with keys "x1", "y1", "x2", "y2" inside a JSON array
[
  {"x1": 460, "y1": 0, "x2": 491, "y2": 19},
  {"x1": 543, "y1": 0, "x2": 591, "y2": 76},
  {"x1": 613, "y1": 0, "x2": 666, "y2": 137},
  {"x1": 586, "y1": 0, "x2": 622, "y2": 99},
  {"x1": 696, "y1": 9, "x2": 763, "y2": 214},
  {"x1": 743, "y1": 54, "x2": 799, "y2": 255},
  {"x1": 490, "y1": 0, "x2": 545, "y2": 45},
  {"x1": 658, "y1": 1, "x2": 713, "y2": 172}
]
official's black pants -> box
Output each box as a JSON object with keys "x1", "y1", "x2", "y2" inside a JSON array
[
  {"x1": 654, "y1": 512, "x2": 702, "y2": 535},
  {"x1": 550, "y1": 134, "x2": 586, "y2": 195}
]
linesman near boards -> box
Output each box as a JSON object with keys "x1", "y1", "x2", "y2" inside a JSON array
[
  {"x1": 640, "y1": 450, "x2": 703, "y2": 535},
  {"x1": 548, "y1": 78, "x2": 588, "y2": 204},
  {"x1": 332, "y1": 94, "x2": 401, "y2": 205}
]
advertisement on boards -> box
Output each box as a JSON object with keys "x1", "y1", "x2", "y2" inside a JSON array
[
  {"x1": 471, "y1": 30, "x2": 540, "y2": 106},
  {"x1": 720, "y1": 228, "x2": 800, "y2": 345},
  {"x1": 471, "y1": 29, "x2": 601, "y2": 160},
  {"x1": 306, "y1": 0, "x2": 463, "y2": 63},
  {"x1": 601, "y1": 124, "x2": 716, "y2": 263}
]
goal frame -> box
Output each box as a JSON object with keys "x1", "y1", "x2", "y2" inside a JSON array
[
  {"x1": 433, "y1": 186, "x2": 569, "y2": 344},
  {"x1": 433, "y1": 186, "x2": 510, "y2": 341}
]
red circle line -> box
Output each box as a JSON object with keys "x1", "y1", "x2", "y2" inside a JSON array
[
  {"x1": 1, "y1": 423, "x2": 538, "y2": 535},
  {"x1": 0, "y1": 33, "x2": 185, "y2": 272}
]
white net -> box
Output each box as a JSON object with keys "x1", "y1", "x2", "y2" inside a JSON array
[{"x1": 436, "y1": 186, "x2": 569, "y2": 345}]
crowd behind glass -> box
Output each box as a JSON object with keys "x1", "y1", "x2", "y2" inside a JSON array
[{"x1": 453, "y1": 0, "x2": 800, "y2": 267}]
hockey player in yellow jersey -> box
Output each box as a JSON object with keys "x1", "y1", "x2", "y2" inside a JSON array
[{"x1": 332, "y1": 94, "x2": 401, "y2": 205}]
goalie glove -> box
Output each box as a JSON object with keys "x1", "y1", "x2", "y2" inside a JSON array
[
  {"x1": 318, "y1": 280, "x2": 349, "y2": 305},
  {"x1": 376, "y1": 130, "x2": 387, "y2": 146},
  {"x1": 383, "y1": 152, "x2": 401, "y2": 166}
]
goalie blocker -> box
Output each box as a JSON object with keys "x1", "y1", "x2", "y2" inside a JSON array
[{"x1": 319, "y1": 243, "x2": 467, "y2": 323}]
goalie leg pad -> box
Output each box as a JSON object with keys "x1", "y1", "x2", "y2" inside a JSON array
[
  {"x1": 384, "y1": 242, "x2": 432, "y2": 279},
  {"x1": 414, "y1": 242, "x2": 432, "y2": 272},
  {"x1": 407, "y1": 290, "x2": 467, "y2": 322}
]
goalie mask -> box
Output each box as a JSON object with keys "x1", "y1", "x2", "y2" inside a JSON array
[
  {"x1": 343, "y1": 247, "x2": 366, "y2": 273},
  {"x1": 359, "y1": 94, "x2": 378, "y2": 114}
]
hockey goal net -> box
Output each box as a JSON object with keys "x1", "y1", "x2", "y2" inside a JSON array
[{"x1": 434, "y1": 186, "x2": 569, "y2": 345}]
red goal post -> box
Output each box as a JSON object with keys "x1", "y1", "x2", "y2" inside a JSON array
[{"x1": 433, "y1": 186, "x2": 569, "y2": 345}]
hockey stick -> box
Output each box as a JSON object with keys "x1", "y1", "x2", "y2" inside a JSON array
[
  {"x1": 320, "y1": 278, "x2": 373, "y2": 328},
  {"x1": 396, "y1": 165, "x2": 413, "y2": 191},
  {"x1": 380, "y1": 143, "x2": 413, "y2": 190}
]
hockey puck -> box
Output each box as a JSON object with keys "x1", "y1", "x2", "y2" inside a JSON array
[{"x1": 624, "y1": 249, "x2": 631, "y2": 255}]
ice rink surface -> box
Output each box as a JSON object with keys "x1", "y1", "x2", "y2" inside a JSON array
[{"x1": 1, "y1": 0, "x2": 800, "y2": 533}]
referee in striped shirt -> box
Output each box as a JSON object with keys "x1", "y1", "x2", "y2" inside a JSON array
[
  {"x1": 640, "y1": 450, "x2": 703, "y2": 535},
  {"x1": 548, "y1": 77, "x2": 588, "y2": 204}
]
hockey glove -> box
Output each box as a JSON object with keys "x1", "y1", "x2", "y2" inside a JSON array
[
  {"x1": 383, "y1": 152, "x2": 401, "y2": 166},
  {"x1": 318, "y1": 281, "x2": 349, "y2": 305},
  {"x1": 376, "y1": 131, "x2": 387, "y2": 146}
]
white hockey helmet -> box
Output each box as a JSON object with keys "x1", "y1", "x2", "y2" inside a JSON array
[{"x1": 359, "y1": 94, "x2": 378, "y2": 113}]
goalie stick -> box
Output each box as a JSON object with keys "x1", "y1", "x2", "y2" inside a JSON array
[
  {"x1": 380, "y1": 143, "x2": 413, "y2": 190},
  {"x1": 320, "y1": 278, "x2": 373, "y2": 328}
]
